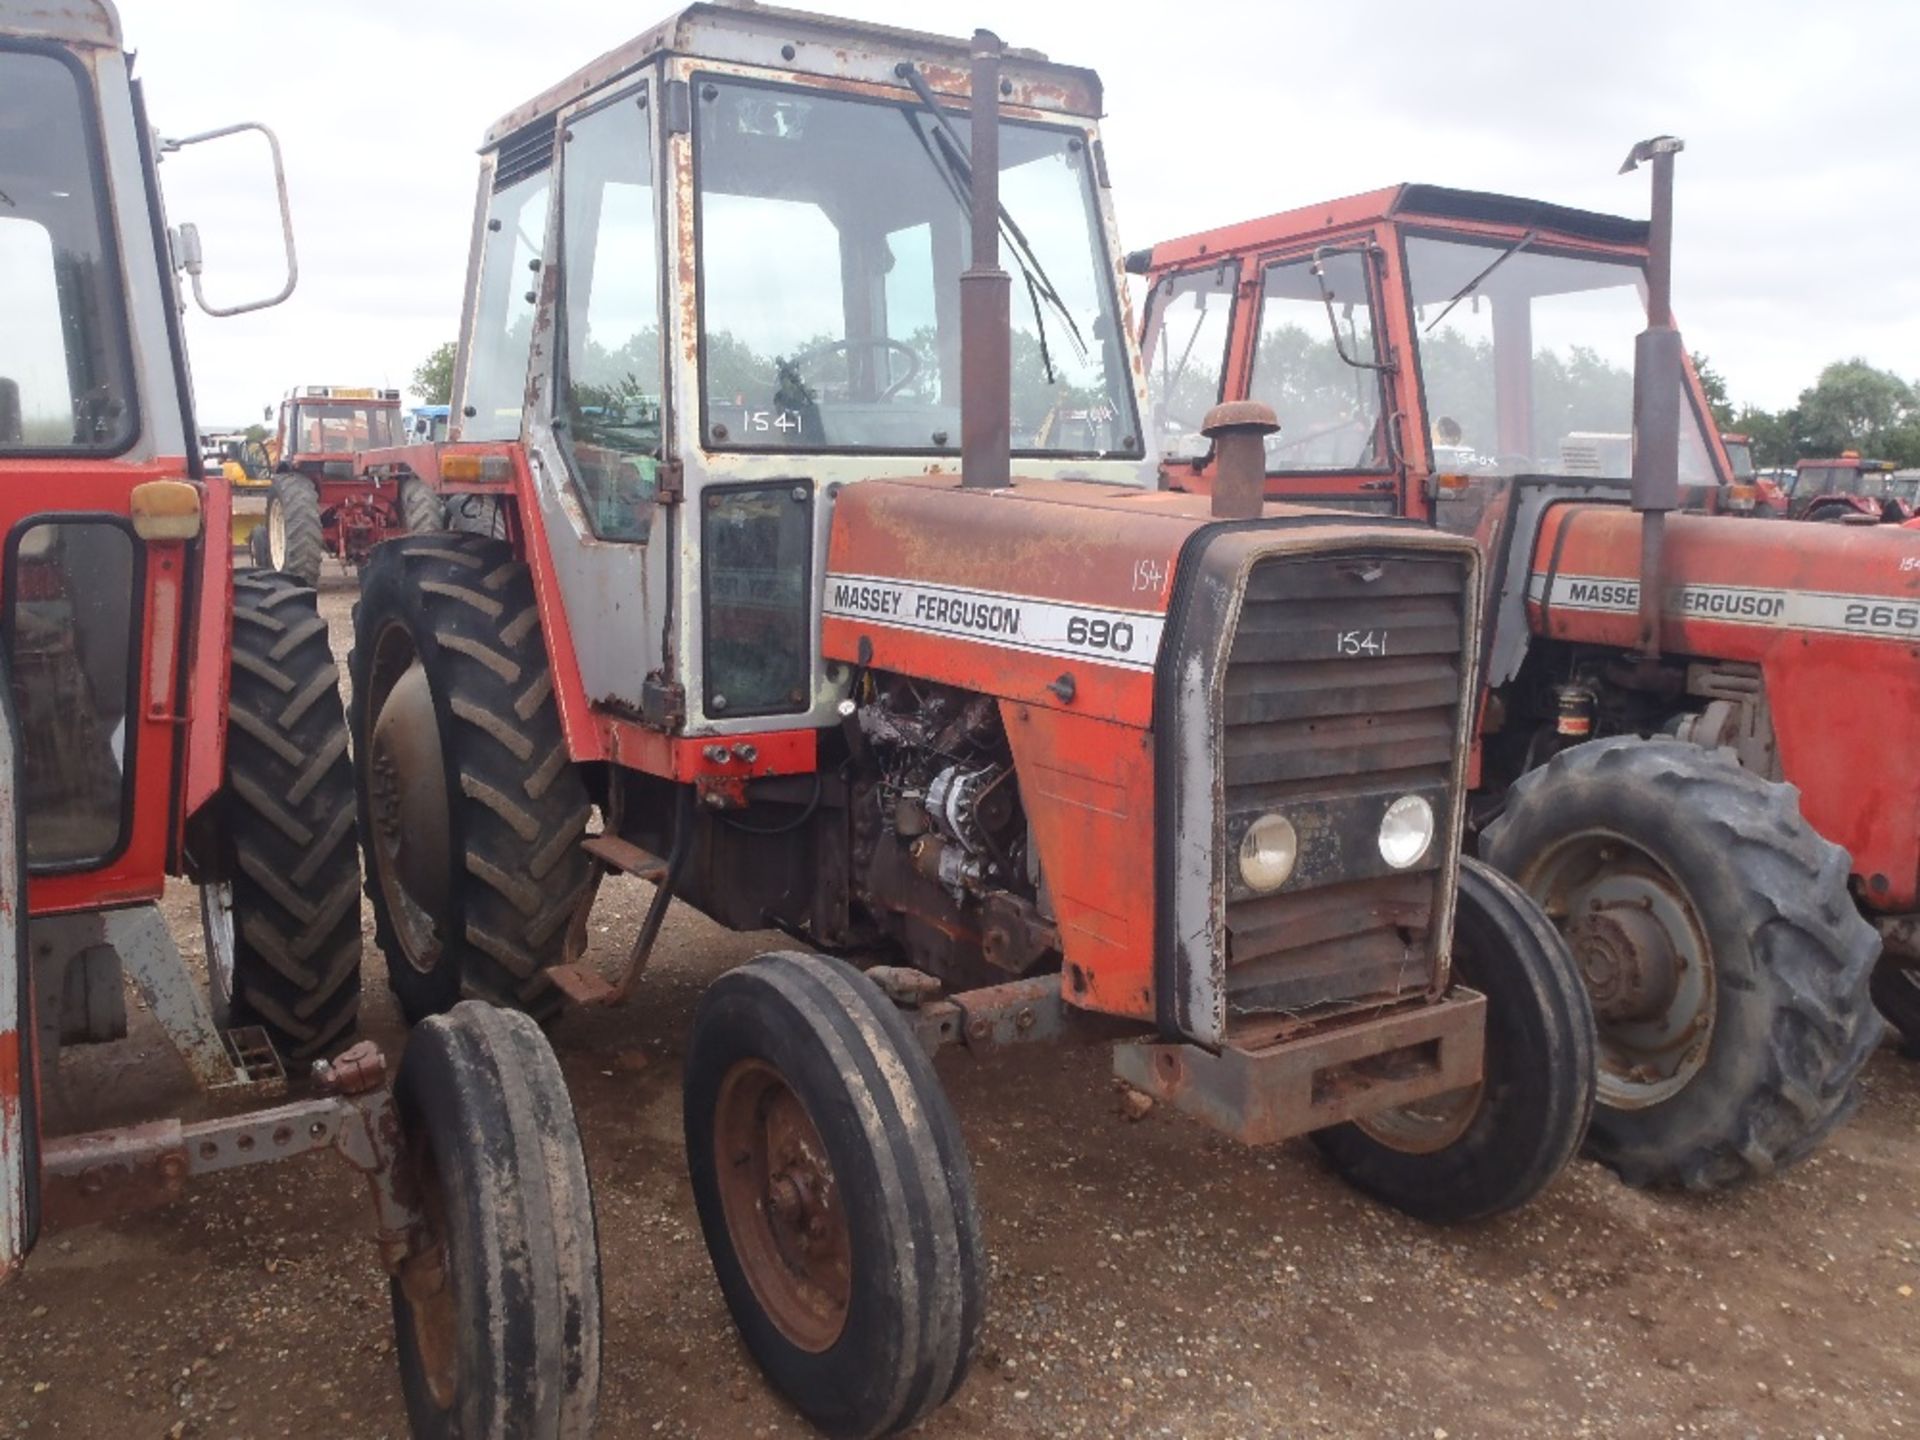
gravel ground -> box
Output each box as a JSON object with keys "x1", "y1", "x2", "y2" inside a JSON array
[{"x1": 0, "y1": 576, "x2": 1914, "y2": 1440}]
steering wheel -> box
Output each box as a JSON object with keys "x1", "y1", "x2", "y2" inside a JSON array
[{"x1": 784, "y1": 338, "x2": 922, "y2": 402}]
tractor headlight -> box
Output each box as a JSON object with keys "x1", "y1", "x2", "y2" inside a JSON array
[
  {"x1": 1378, "y1": 795, "x2": 1436, "y2": 869},
  {"x1": 1238, "y1": 813, "x2": 1298, "y2": 892}
]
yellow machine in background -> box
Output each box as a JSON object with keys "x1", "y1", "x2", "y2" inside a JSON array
[{"x1": 199, "y1": 430, "x2": 274, "y2": 547}]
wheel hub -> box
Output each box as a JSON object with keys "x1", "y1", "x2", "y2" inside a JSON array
[
  {"x1": 714, "y1": 1059, "x2": 852, "y2": 1354},
  {"x1": 1566, "y1": 900, "x2": 1681, "y2": 1023},
  {"x1": 267, "y1": 500, "x2": 288, "y2": 570},
  {"x1": 369, "y1": 660, "x2": 452, "y2": 971}
]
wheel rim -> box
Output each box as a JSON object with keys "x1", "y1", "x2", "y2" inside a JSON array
[
  {"x1": 200, "y1": 881, "x2": 236, "y2": 1022},
  {"x1": 713, "y1": 1058, "x2": 852, "y2": 1354},
  {"x1": 365, "y1": 624, "x2": 452, "y2": 975},
  {"x1": 1354, "y1": 1078, "x2": 1483, "y2": 1154},
  {"x1": 1524, "y1": 830, "x2": 1715, "y2": 1110},
  {"x1": 401, "y1": 1144, "x2": 460, "y2": 1412},
  {"x1": 267, "y1": 499, "x2": 288, "y2": 569}
]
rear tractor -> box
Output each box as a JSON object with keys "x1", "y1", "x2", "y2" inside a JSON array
[
  {"x1": 348, "y1": 9, "x2": 1595, "y2": 1436},
  {"x1": 253, "y1": 384, "x2": 446, "y2": 583},
  {"x1": 1136, "y1": 137, "x2": 1909, "y2": 1189},
  {"x1": 0, "y1": 6, "x2": 599, "y2": 1434}
]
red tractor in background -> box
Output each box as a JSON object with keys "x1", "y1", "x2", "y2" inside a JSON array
[
  {"x1": 1718, "y1": 432, "x2": 1787, "y2": 516},
  {"x1": 0, "y1": 5, "x2": 599, "y2": 1434},
  {"x1": 254, "y1": 384, "x2": 446, "y2": 584},
  {"x1": 1135, "y1": 139, "x2": 1915, "y2": 1191},
  {"x1": 343, "y1": 8, "x2": 1597, "y2": 1434},
  {"x1": 1787, "y1": 453, "x2": 1915, "y2": 525}
]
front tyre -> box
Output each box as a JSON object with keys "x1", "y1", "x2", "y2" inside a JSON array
[
  {"x1": 399, "y1": 475, "x2": 448, "y2": 535},
  {"x1": 1870, "y1": 961, "x2": 1920, "y2": 1054},
  {"x1": 684, "y1": 952, "x2": 985, "y2": 1440},
  {"x1": 265, "y1": 474, "x2": 325, "y2": 587},
  {"x1": 390, "y1": 1001, "x2": 601, "y2": 1440},
  {"x1": 216, "y1": 571, "x2": 361, "y2": 1061},
  {"x1": 1483, "y1": 736, "x2": 1882, "y2": 1190},
  {"x1": 1312, "y1": 857, "x2": 1596, "y2": 1222}
]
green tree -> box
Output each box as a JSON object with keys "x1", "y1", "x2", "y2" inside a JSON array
[
  {"x1": 1792, "y1": 358, "x2": 1915, "y2": 457},
  {"x1": 1690, "y1": 351, "x2": 1735, "y2": 431},
  {"x1": 1731, "y1": 405, "x2": 1796, "y2": 467},
  {"x1": 410, "y1": 341, "x2": 457, "y2": 405}
]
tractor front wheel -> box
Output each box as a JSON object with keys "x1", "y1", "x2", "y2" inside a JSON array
[
  {"x1": 1870, "y1": 962, "x2": 1920, "y2": 1054},
  {"x1": 350, "y1": 535, "x2": 593, "y2": 1023},
  {"x1": 1312, "y1": 857, "x2": 1596, "y2": 1222},
  {"x1": 215, "y1": 570, "x2": 362, "y2": 1061},
  {"x1": 390, "y1": 1000, "x2": 601, "y2": 1439},
  {"x1": 264, "y1": 474, "x2": 325, "y2": 587},
  {"x1": 684, "y1": 952, "x2": 985, "y2": 1440},
  {"x1": 1482, "y1": 736, "x2": 1882, "y2": 1190}
]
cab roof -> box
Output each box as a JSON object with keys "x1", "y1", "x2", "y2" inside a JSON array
[
  {"x1": 1133, "y1": 183, "x2": 1651, "y2": 274},
  {"x1": 480, "y1": 0, "x2": 1101, "y2": 151},
  {"x1": 0, "y1": 0, "x2": 121, "y2": 47}
]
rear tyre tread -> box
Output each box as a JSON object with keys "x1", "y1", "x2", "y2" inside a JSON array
[
  {"x1": 222, "y1": 571, "x2": 361, "y2": 1061},
  {"x1": 1483, "y1": 736, "x2": 1882, "y2": 1191},
  {"x1": 350, "y1": 534, "x2": 592, "y2": 1022}
]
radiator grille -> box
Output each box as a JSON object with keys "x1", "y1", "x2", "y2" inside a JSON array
[{"x1": 1219, "y1": 553, "x2": 1467, "y2": 1028}]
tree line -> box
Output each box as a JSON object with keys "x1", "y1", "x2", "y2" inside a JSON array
[{"x1": 1692, "y1": 354, "x2": 1920, "y2": 469}]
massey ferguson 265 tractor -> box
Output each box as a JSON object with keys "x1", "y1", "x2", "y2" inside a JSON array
[
  {"x1": 1136, "y1": 141, "x2": 1915, "y2": 1189},
  {"x1": 254, "y1": 383, "x2": 448, "y2": 584},
  {"x1": 0, "y1": 6, "x2": 599, "y2": 1436},
  {"x1": 346, "y1": 8, "x2": 1594, "y2": 1435}
]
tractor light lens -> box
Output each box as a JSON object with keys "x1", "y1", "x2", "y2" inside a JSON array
[
  {"x1": 1378, "y1": 795, "x2": 1436, "y2": 869},
  {"x1": 1238, "y1": 813, "x2": 1298, "y2": 892}
]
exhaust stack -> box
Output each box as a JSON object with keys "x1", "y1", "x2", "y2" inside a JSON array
[
  {"x1": 960, "y1": 30, "x2": 1012, "y2": 491},
  {"x1": 1620, "y1": 134, "x2": 1686, "y2": 659}
]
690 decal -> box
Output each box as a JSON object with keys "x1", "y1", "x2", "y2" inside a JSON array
[
  {"x1": 1066, "y1": 614, "x2": 1138, "y2": 652},
  {"x1": 1335, "y1": 629, "x2": 1390, "y2": 657}
]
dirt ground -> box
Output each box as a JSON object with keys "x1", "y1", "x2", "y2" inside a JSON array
[{"x1": 0, "y1": 577, "x2": 1915, "y2": 1440}]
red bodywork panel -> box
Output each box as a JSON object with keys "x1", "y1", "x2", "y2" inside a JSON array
[
  {"x1": 0, "y1": 458, "x2": 222, "y2": 915},
  {"x1": 1529, "y1": 508, "x2": 1920, "y2": 909}
]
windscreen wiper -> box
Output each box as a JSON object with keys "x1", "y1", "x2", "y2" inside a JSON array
[
  {"x1": 895, "y1": 63, "x2": 1088, "y2": 374},
  {"x1": 1423, "y1": 229, "x2": 1537, "y2": 335}
]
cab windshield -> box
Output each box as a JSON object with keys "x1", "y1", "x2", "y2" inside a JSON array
[
  {"x1": 289, "y1": 403, "x2": 401, "y2": 455},
  {"x1": 1722, "y1": 438, "x2": 1754, "y2": 480},
  {"x1": 0, "y1": 46, "x2": 136, "y2": 454},
  {"x1": 694, "y1": 77, "x2": 1138, "y2": 458},
  {"x1": 1405, "y1": 236, "x2": 1716, "y2": 482}
]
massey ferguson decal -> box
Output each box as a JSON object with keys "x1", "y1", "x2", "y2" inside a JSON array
[
  {"x1": 824, "y1": 573, "x2": 1166, "y2": 670},
  {"x1": 1533, "y1": 574, "x2": 1920, "y2": 642}
]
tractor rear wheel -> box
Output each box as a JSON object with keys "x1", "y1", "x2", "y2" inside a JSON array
[
  {"x1": 350, "y1": 534, "x2": 592, "y2": 1023},
  {"x1": 216, "y1": 570, "x2": 361, "y2": 1061},
  {"x1": 684, "y1": 952, "x2": 985, "y2": 1439},
  {"x1": 390, "y1": 1001, "x2": 601, "y2": 1440},
  {"x1": 1312, "y1": 857, "x2": 1596, "y2": 1222},
  {"x1": 1482, "y1": 736, "x2": 1882, "y2": 1190},
  {"x1": 399, "y1": 475, "x2": 447, "y2": 535},
  {"x1": 265, "y1": 474, "x2": 325, "y2": 587}
]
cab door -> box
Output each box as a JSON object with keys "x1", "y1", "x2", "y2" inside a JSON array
[{"x1": 0, "y1": 37, "x2": 197, "y2": 918}]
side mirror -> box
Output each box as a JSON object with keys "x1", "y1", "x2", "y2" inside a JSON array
[{"x1": 159, "y1": 122, "x2": 298, "y2": 317}]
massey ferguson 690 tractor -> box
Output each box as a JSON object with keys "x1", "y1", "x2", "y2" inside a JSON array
[
  {"x1": 254, "y1": 383, "x2": 448, "y2": 584},
  {"x1": 1136, "y1": 141, "x2": 1916, "y2": 1189},
  {"x1": 0, "y1": 6, "x2": 599, "y2": 1436},
  {"x1": 345, "y1": 8, "x2": 1594, "y2": 1435}
]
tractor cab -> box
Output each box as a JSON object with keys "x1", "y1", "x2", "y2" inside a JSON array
[
  {"x1": 1789, "y1": 453, "x2": 1913, "y2": 524},
  {"x1": 1133, "y1": 184, "x2": 1736, "y2": 534},
  {"x1": 275, "y1": 385, "x2": 404, "y2": 471}
]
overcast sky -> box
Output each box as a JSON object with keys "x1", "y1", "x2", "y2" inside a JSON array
[{"x1": 127, "y1": 0, "x2": 1919, "y2": 427}]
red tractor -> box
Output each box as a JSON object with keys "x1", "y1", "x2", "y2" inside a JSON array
[
  {"x1": 1787, "y1": 453, "x2": 1916, "y2": 525},
  {"x1": 346, "y1": 7, "x2": 1595, "y2": 1435},
  {"x1": 0, "y1": 5, "x2": 599, "y2": 1434},
  {"x1": 1718, "y1": 432, "x2": 1787, "y2": 516},
  {"x1": 1135, "y1": 140, "x2": 1913, "y2": 1190},
  {"x1": 254, "y1": 384, "x2": 446, "y2": 584}
]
